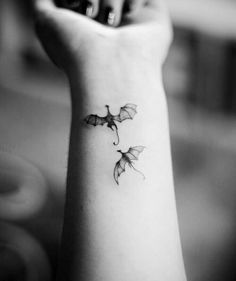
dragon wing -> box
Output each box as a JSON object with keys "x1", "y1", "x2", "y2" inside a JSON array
[
  {"x1": 113, "y1": 104, "x2": 137, "y2": 123},
  {"x1": 125, "y1": 146, "x2": 145, "y2": 161},
  {"x1": 113, "y1": 157, "x2": 127, "y2": 185},
  {"x1": 84, "y1": 114, "x2": 107, "y2": 126}
]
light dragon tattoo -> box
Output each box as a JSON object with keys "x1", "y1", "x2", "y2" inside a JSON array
[
  {"x1": 84, "y1": 104, "x2": 137, "y2": 145},
  {"x1": 114, "y1": 146, "x2": 145, "y2": 185}
]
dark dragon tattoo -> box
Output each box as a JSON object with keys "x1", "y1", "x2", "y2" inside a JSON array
[
  {"x1": 84, "y1": 104, "x2": 137, "y2": 145},
  {"x1": 114, "y1": 146, "x2": 145, "y2": 185}
]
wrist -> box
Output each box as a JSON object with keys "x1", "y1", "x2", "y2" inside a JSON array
[
  {"x1": 66, "y1": 30, "x2": 163, "y2": 103},
  {"x1": 68, "y1": 60, "x2": 163, "y2": 109}
]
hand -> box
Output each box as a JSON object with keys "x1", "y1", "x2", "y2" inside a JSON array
[{"x1": 33, "y1": 0, "x2": 172, "y2": 77}]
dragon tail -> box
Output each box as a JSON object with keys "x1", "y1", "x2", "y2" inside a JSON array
[{"x1": 113, "y1": 127, "x2": 120, "y2": 146}]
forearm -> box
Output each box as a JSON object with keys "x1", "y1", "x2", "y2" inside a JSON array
[
  {"x1": 32, "y1": 1, "x2": 186, "y2": 280},
  {"x1": 58, "y1": 61, "x2": 186, "y2": 281}
]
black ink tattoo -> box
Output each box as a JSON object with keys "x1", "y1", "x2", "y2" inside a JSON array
[
  {"x1": 84, "y1": 104, "x2": 137, "y2": 145},
  {"x1": 114, "y1": 146, "x2": 145, "y2": 185}
]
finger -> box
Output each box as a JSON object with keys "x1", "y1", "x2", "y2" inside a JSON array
[
  {"x1": 99, "y1": 0, "x2": 125, "y2": 27},
  {"x1": 84, "y1": 0, "x2": 100, "y2": 18}
]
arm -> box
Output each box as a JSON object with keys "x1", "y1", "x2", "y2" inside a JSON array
[{"x1": 34, "y1": 1, "x2": 187, "y2": 280}]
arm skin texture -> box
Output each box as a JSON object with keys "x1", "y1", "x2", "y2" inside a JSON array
[
  {"x1": 33, "y1": 1, "x2": 187, "y2": 280},
  {"x1": 60, "y1": 78, "x2": 187, "y2": 281},
  {"x1": 59, "y1": 41, "x2": 187, "y2": 281}
]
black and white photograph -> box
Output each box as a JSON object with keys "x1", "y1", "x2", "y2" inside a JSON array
[{"x1": 0, "y1": 0, "x2": 236, "y2": 280}]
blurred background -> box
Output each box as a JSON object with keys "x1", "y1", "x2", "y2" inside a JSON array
[{"x1": 0, "y1": 0, "x2": 236, "y2": 280}]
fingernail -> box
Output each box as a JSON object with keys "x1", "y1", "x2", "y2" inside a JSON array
[
  {"x1": 105, "y1": 7, "x2": 116, "y2": 26},
  {"x1": 86, "y1": 2, "x2": 94, "y2": 17}
]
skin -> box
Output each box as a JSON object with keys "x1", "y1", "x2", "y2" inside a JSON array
[{"x1": 33, "y1": 1, "x2": 187, "y2": 281}]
